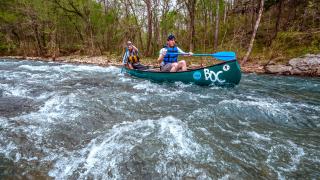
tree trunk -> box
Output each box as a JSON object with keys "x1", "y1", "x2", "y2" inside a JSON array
[
  {"x1": 50, "y1": 23, "x2": 57, "y2": 60},
  {"x1": 214, "y1": 0, "x2": 220, "y2": 50},
  {"x1": 223, "y1": 2, "x2": 227, "y2": 24},
  {"x1": 186, "y1": 0, "x2": 196, "y2": 52},
  {"x1": 127, "y1": 0, "x2": 144, "y2": 51},
  {"x1": 161, "y1": 0, "x2": 170, "y2": 41},
  {"x1": 203, "y1": 0, "x2": 208, "y2": 52},
  {"x1": 241, "y1": 0, "x2": 264, "y2": 65},
  {"x1": 144, "y1": 0, "x2": 153, "y2": 56},
  {"x1": 32, "y1": 22, "x2": 44, "y2": 56},
  {"x1": 268, "y1": 0, "x2": 283, "y2": 45},
  {"x1": 152, "y1": 0, "x2": 160, "y2": 55},
  {"x1": 103, "y1": 0, "x2": 108, "y2": 14},
  {"x1": 251, "y1": 0, "x2": 255, "y2": 31}
]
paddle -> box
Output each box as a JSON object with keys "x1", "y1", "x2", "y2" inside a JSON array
[{"x1": 167, "y1": 51, "x2": 236, "y2": 61}]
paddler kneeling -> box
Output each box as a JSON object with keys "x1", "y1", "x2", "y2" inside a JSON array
[{"x1": 122, "y1": 41, "x2": 147, "y2": 70}]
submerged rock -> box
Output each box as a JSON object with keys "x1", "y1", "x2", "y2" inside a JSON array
[
  {"x1": 266, "y1": 54, "x2": 320, "y2": 76},
  {"x1": 0, "y1": 96, "x2": 39, "y2": 117}
]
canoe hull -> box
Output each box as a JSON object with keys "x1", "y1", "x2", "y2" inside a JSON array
[{"x1": 124, "y1": 60, "x2": 241, "y2": 86}]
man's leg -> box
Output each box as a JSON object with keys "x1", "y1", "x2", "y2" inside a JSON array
[
  {"x1": 170, "y1": 63, "x2": 178, "y2": 72},
  {"x1": 177, "y1": 60, "x2": 187, "y2": 71},
  {"x1": 133, "y1": 63, "x2": 148, "y2": 70},
  {"x1": 160, "y1": 63, "x2": 172, "y2": 72}
]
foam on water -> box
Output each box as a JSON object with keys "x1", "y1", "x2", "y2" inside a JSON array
[
  {"x1": 216, "y1": 97, "x2": 312, "y2": 127},
  {"x1": 219, "y1": 98, "x2": 289, "y2": 118},
  {"x1": 0, "y1": 141, "x2": 17, "y2": 159},
  {"x1": 131, "y1": 95, "x2": 148, "y2": 102},
  {"x1": 18, "y1": 64, "x2": 52, "y2": 72},
  {"x1": 132, "y1": 80, "x2": 186, "y2": 97},
  {"x1": 49, "y1": 116, "x2": 214, "y2": 179},
  {"x1": 266, "y1": 140, "x2": 305, "y2": 178},
  {"x1": 246, "y1": 131, "x2": 271, "y2": 141},
  {"x1": 0, "y1": 83, "x2": 29, "y2": 97},
  {"x1": 133, "y1": 80, "x2": 164, "y2": 93},
  {"x1": 15, "y1": 92, "x2": 81, "y2": 125},
  {"x1": 72, "y1": 65, "x2": 120, "y2": 74},
  {"x1": 173, "y1": 81, "x2": 193, "y2": 88},
  {"x1": 17, "y1": 63, "x2": 120, "y2": 76}
]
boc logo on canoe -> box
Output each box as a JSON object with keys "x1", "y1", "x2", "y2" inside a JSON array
[{"x1": 203, "y1": 65, "x2": 230, "y2": 83}]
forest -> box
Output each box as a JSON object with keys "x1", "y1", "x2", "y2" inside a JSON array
[{"x1": 0, "y1": 0, "x2": 319, "y2": 65}]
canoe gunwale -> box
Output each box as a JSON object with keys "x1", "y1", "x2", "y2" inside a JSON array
[{"x1": 124, "y1": 59, "x2": 238, "y2": 73}]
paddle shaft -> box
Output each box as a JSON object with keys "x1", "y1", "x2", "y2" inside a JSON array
[
  {"x1": 166, "y1": 51, "x2": 236, "y2": 61},
  {"x1": 167, "y1": 53, "x2": 234, "y2": 57}
]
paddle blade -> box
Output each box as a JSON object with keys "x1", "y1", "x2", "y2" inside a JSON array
[{"x1": 212, "y1": 51, "x2": 236, "y2": 61}]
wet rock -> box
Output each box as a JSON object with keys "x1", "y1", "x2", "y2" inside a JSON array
[
  {"x1": 265, "y1": 65, "x2": 292, "y2": 74},
  {"x1": 266, "y1": 54, "x2": 320, "y2": 76},
  {"x1": 0, "y1": 96, "x2": 39, "y2": 117},
  {"x1": 289, "y1": 54, "x2": 320, "y2": 76},
  {"x1": 241, "y1": 64, "x2": 266, "y2": 74}
]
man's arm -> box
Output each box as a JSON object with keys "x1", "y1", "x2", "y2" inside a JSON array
[
  {"x1": 177, "y1": 47, "x2": 186, "y2": 54},
  {"x1": 128, "y1": 63, "x2": 133, "y2": 69},
  {"x1": 177, "y1": 47, "x2": 193, "y2": 56},
  {"x1": 132, "y1": 45, "x2": 138, "y2": 52},
  {"x1": 157, "y1": 48, "x2": 166, "y2": 64},
  {"x1": 122, "y1": 51, "x2": 128, "y2": 64},
  {"x1": 157, "y1": 54, "x2": 164, "y2": 64}
]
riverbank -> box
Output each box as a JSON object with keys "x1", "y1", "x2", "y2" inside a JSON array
[{"x1": 0, "y1": 54, "x2": 319, "y2": 76}]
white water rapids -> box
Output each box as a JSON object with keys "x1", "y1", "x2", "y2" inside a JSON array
[{"x1": 0, "y1": 59, "x2": 319, "y2": 179}]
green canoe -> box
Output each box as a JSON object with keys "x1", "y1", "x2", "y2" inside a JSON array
[{"x1": 123, "y1": 60, "x2": 241, "y2": 86}]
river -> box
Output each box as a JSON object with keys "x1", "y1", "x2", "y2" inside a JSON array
[{"x1": 0, "y1": 59, "x2": 319, "y2": 179}]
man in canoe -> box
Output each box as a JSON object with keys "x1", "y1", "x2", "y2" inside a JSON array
[
  {"x1": 122, "y1": 41, "x2": 147, "y2": 70},
  {"x1": 158, "y1": 34, "x2": 193, "y2": 72}
]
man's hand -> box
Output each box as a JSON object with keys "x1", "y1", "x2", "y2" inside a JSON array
[
  {"x1": 188, "y1": 52, "x2": 193, "y2": 56},
  {"x1": 161, "y1": 49, "x2": 167, "y2": 56}
]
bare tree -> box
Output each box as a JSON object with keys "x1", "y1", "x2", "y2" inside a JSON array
[
  {"x1": 251, "y1": 0, "x2": 255, "y2": 30},
  {"x1": 223, "y1": 1, "x2": 227, "y2": 24},
  {"x1": 241, "y1": 0, "x2": 264, "y2": 65},
  {"x1": 268, "y1": 0, "x2": 283, "y2": 45},
  {"x1": 214, "y1": 0, "x2": 220, "y2": 50},
  {"x1": 186, "y1": 0, "x2": 196, "y2": 52},
  {"x1": 127, "y1": 0, "x2": 144, "y2": 50},
  {"x1": 143, "y1": 0, "x2": 153, "y2": 56},
  {"x1": 152, "y1": 0, "x2": 161, "y2": 55}
]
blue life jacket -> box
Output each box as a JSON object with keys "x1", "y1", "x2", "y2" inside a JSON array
[{"x1": 163, "y1": 45, "x2": 178, "y2": 64}]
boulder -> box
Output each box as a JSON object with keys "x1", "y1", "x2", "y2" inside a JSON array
[
  {"x1": 265, "y1": 65, "x2": 292, "y2": 74},
  {"x1": 289, "y1": 54, "x2": 320, "y2": 76},
  {"x1": 265, "y1": 54, "x2": 320, "y2": 76}
]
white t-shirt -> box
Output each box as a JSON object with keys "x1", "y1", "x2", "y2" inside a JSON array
[{"x1": 159, "y1": 46, "x2": 186, "y2": 56}]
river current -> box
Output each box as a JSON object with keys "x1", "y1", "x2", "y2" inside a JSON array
[{"x1": 0, "y1": 59, "x2": 319, "y2": 179}]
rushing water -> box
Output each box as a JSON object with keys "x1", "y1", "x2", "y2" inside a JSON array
[{"x1": 0, "y1": 59, "x2": 319, "y2": 179}]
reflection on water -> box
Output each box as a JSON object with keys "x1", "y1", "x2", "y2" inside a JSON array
[{"x1": 0, "y1": 59, "x2": 319, "y2": 179}]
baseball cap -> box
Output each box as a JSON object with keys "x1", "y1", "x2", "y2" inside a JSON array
[{"x1": 167, "y1": 34, "x2": 175, "y2": 41}]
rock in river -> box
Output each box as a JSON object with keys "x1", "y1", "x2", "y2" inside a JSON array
[
  {"x1": 266, "y1": 54, "x2": 320, "y2": 76},
  {"x1": 0, "y1": 96, "x2": 39, "y2": 117}
]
